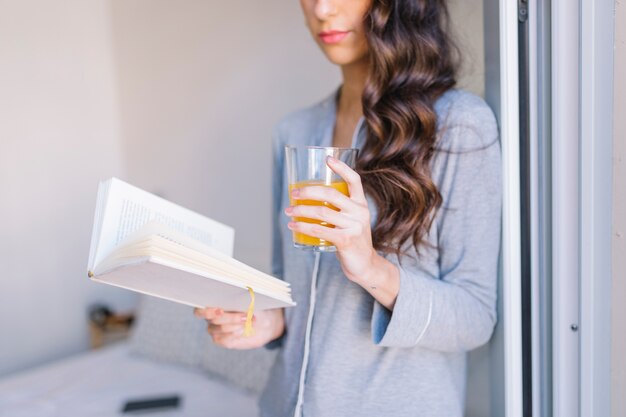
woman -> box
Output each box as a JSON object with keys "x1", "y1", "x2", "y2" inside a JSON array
[{"x1": 194, "y1": 0, "x2": 501, "y2": 415}]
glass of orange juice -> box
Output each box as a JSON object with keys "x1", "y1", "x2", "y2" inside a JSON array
[{"x1": 284, "y1": 145, "x2": 358, "y2": 252}]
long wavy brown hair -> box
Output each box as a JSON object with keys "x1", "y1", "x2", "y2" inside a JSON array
[{"x1": 358, "y1": 0, "x2": 459, "y2": 257}]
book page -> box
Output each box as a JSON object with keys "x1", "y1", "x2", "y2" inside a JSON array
[
  {"x1": 88, "y1": 178, "x2": 234, "y2": 269},
  {"x1": 98, "y1": 221, "x2": 289, "y2": 292}
]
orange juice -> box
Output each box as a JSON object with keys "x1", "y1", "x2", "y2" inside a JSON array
[{"x1": 288, "y1": 180, "x2": 350, "y2": 247}]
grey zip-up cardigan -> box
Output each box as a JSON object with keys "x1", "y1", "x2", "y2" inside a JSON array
[{"x1": 259, "y1": 86, "x2": 502, "y2": 417}]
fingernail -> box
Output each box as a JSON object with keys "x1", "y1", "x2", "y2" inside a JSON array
[
  {"x1": 291, "y1": 188, "x2": 300, "y2": 198},
  {"x1": 285, "y1": 207, "x2": 293, "y2": 215},
  {"x1": 327, "y1": 156, "x2": 337, "y2": 163},
  {"x1": 287, "y1": 222, "x2": 295, "y2": 229}
]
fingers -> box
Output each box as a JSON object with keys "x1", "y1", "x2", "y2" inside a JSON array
[
  {"x1": 194, "y1": 307, "x2": 250, "y2": 334},
  {"x1": 326, "y1": 156, "x2": 367, "y2": 204},
  {"x1": 208, "y1": 322, "x2": 247, "y2": 335},
  {"x1": 285, "y1": 204, "x2": 356, "y2": 229},
  {"x1": 288, "y1": 220, "x2": 345, "y2": 244},
  {"x1": 193, "y1": 307, "x2": 223, "y2": 321},
  {"x1": 207, "y1": 316, "x2": 256, "y2": 349},
  {"x1": 193, "y1": 307, "x2": 265, "y2": 350},
  {"x1": 290, "y1": 185, "x2": 360, "y2": 212},
  {"x1": 194, "y1": 307, "x2": 249, "y2": 324}
]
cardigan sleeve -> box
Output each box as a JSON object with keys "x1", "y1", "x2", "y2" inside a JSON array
[{"x1": 371, "y1": 118, "x2": 502, "y2": 352}]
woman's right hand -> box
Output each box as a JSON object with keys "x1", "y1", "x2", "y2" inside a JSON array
[{"x1": 193, "y1": 307, "x2": 285, "y2": 350}]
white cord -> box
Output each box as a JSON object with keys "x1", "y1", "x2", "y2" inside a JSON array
[{"x1": 293, "y1": 251, "x2": 321, "y2": 417}]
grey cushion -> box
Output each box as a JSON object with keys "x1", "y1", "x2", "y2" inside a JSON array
[{"x1": 129, "y1": 296, "x2": 277, "y2": 394}]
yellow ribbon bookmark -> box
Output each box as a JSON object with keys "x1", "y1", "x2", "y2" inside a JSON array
[{"x1": 244, "y1": 287, "x2": 256, "y2": 337}]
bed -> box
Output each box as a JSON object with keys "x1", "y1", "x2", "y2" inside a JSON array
[
  {"x1": 0, "y1": 297, "x2": 274, "y2": 417},
  {"x1": 0, "y1": 342, "x2": 260, "y2": 417}
]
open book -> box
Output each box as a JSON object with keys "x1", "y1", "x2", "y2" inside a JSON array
[{"x1": 87, "y1": 178, "x2": 295, "y2": 313}]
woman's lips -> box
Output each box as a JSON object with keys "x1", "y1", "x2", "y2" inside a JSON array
[{"x1": 318, "y1": 30, "x2": 350, "y2": 44}]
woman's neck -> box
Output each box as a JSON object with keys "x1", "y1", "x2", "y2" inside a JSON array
[
  {"x1": 330, "y1": 58, "x2": 369, "y2": 148},
  {"x1": 338, "y1": 58, "x2": 369, "y2": 120}
]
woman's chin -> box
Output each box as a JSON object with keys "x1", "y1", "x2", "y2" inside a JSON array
[{"x1": 321, "y1": 50, "x2": 368, "y2": 67}]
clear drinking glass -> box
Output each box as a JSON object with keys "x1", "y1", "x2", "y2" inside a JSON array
[{"x1": 284, "y1": 145, "x2": 359, "y2": 252}]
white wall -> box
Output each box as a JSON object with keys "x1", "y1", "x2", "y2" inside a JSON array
[
  {"x1": 0, "y1": 0, "x2": 137, "y2": 376},
  {"x1": 449, "y1": 0, "x2": 485, "y2": 97}
]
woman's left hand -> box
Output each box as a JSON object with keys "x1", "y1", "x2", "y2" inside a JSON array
[{"x1": 285, "y1": 156, "x2": 376, "y2": 285}]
